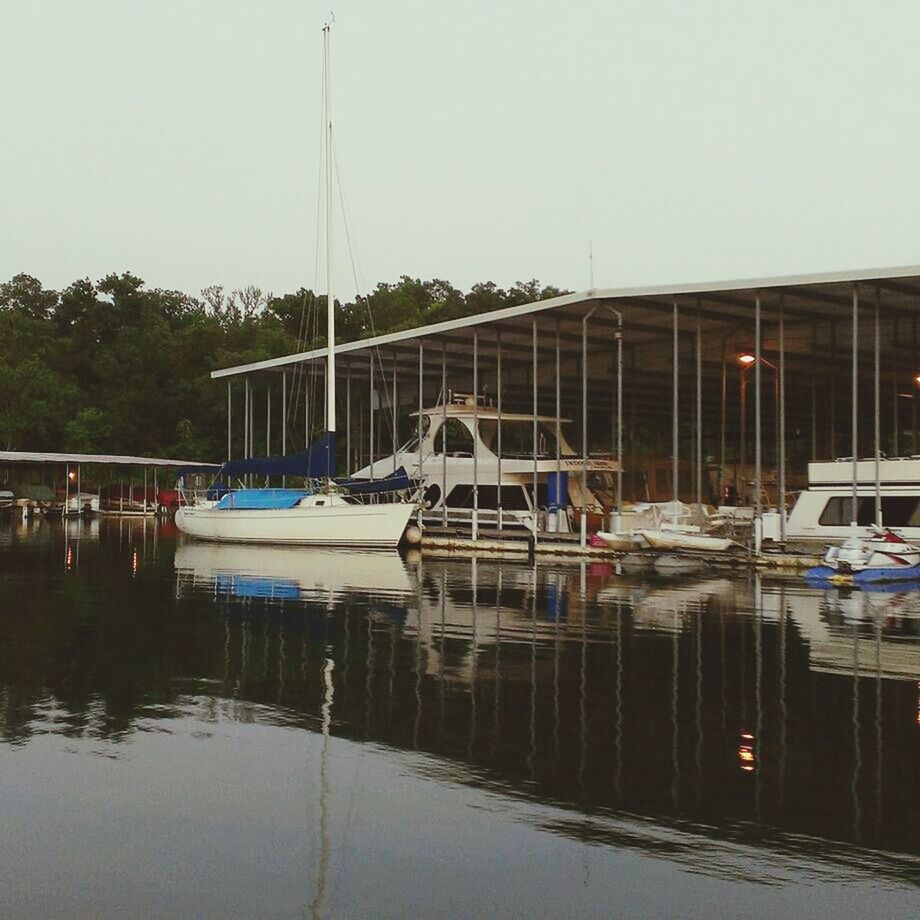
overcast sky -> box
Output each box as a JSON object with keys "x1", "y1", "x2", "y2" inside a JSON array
[{"x1": 2, "y1": 1, "x2": 919, "y2": 300}]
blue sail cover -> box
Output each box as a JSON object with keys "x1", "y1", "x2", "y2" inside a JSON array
[
  {"x1": 338, "y1": 467, "x2": 413, "y2": 495},
  {"x1": 219, "y1": 432, "x2": 337, "y2": 480}
]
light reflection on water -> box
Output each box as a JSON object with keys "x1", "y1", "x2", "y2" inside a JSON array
[{"x1": 0, "y1": 515, "x2": 918, "y2": 919}]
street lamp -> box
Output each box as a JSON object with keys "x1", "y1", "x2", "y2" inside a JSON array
[{"x1": 737, "y1": 352, "x2": 778, "y2": 505}]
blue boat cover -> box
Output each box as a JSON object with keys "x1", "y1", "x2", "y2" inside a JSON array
[
  {"x1": 216, "y1": 489, "x2": 308, "y2": 510},
  {"x1": 220, "y1": 432, "x2": 337, "y2": 480},
  {"x1": 337, "y1": 467, "x2": 413, "y2": 495}
]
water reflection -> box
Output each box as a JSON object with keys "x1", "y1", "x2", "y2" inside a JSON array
[{"x1": 0, "y1": 517, "x2": 918, "y2": 915}]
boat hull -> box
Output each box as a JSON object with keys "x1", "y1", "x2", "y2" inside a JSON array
[
  {"x1": 637, "y1": 530, "x2": 733, "y2": 553},
  {"x1": 174, "y1": 502, "x2": 414, "y2": 548}
]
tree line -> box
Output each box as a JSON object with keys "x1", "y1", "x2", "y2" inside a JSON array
[{"x1": 0, "y1": 272, "x2": 565, "y2": 460}]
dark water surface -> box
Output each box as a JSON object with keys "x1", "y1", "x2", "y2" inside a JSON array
[{"x1": 0, "y1": 517, "x2": 918, "y2": 919}]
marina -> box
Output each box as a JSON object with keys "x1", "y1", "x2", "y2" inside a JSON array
[{"x1": 0, "y1": 515, "x2": 916, "y2": 917}]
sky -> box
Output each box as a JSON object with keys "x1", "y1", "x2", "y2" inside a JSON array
[{"x1": 2, "y1": 1, "x2": 919, "y2": 301}]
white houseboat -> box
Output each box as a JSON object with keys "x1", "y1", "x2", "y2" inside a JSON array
[{"x1": 786, "y1": 457, "x2": 920, "y2": 541}]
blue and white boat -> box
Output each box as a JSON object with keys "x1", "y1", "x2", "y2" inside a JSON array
[{"x1": 806, "y1": 526, "x2": 920, "y2": 584}]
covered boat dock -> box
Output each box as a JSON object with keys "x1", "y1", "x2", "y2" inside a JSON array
[
  {"x1": 210, "y1": 264, "x2": 920, "y2": 552},
  {"x1": 0, "y1": 451, "x2": 219, "y2": 517}
]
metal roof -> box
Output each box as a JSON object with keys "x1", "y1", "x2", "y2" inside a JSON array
[
  {"x1": 0, "y1": 451, "x2": 220, "y2": 468},
  {"x1": 211, "y1": 263, "x2": 920, "y2": 380}
]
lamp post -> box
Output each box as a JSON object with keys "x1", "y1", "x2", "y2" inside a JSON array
[{"x1": 737, "y1": 352, "x2": 778, "y2": 506}]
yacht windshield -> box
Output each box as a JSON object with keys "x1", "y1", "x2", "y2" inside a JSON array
[{"x1": 478, "y1": 420, "x2": 565, "y2": 458}]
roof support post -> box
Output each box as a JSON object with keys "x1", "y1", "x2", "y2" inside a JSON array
[
  {"x1": 266, "y1": 384, "x2": 271, "y2": 486},
  {"x1": 695, "y1": 301, "x2": 702, "y2": 509},
  {"x1": 874, "y1": 287, "x2": 881, "y2": 527},
  {"x1": 779, "y1": 294, "x2": 786, "y2": 542},
  {"x1": 441, "y1": 342, "x2": 447, "y2": 526},
  {"x1": 533, "y1": 318, "x2": 539, "y2": 546},
  {"x1": 810, "y1": 324, "x2": 817, "y2": 462},
  {"x1": 754, "y1": 294, "x2": 762, "y2": 553},
  {"x1": 913, "y1": 316, "x2": 917, "y2": 455},
  {"x1": 473, "y1": 329, "x2": 479, "y2": 541},
  {"x1": 143, "y1": 466, "x2": 148, "y2": 517},
  {"x1": 418, "y1": 342, "x2": 424, "y2": 529},
  {"x1": 616, "y1": 314, "x2": 623, "y2": 521},
  {"x1": 581, "y1": 311, "x2": 588, "y2": 548},
  {"x1": 345, "y1": 362, "x2": 351, "y2": 475},
  {"x1": 244, "y1": 378, "x2": 250, "y2": 461},
  {"x1": 555, "y1": 319, "x2": 562, "y2": 533},
  {"x1": 892, "y1": 317, "x2": 899, "y2": 457},
  {"x1": 227, "y1": 380, "x2": 232, "y2": 463},
  {"x1": 672, "y1": 301, "x2": 679, "y2": 502},
  {"x1": 282, "y1": 371, "x2": 287, "y2": 487},
  {"x1": 497, "y1": 329, "x2": 503, "y2": 531},
  {"x1": 851, "y1": 285, "x2": 859, "y2": 529},
  {"x1": 392, "y1": 350, "x2": 399, "y2": 474},
  {"x1": 369, "y1": 353, "x2": 375, "y2": 483}
]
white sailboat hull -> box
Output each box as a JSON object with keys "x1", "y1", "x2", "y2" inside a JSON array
[{"x1": 174, "y1": 502, "x2": 413, "y2": 548}]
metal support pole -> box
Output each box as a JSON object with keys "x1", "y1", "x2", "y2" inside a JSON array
[
  {"x1": 266, "y1": 384, "x2": 271, "y2": 484},
  {"x1": 672, "y1": 302, "x2": 679, "y2": 501},
  {"x1": 392, "y1": 350, "x2": 398, "y2": 474},
  {"x1": 893, "y1": 317, "x2": 899, "y2": 457},
  {"x1": 143, "y1": 466, "x2": 148, "y2": 516},
  {"x1": 555, "y1": 319, "x2": 562, "y2": 532},
  {"x1": 581, "y1": 313, "x2": 588, "y2": 547},
  {"x1": 830, "y1": 323, "x2": 837, "y2": 457},
  {"x1": 472, "y1": 329, "x2": 479, "y2": 540},
  {"x1": 533, "y1": 318, "x2": 539, "y2": 544},
  {"x1": 368, "y1": 354, "x2": 376, "y2": 480},
  {"x1": 77, "y1": 464, "x2": 81, "y2": 515},
  {"x1": 779, "y1": 295, "x2": 786, "y2": 542},
  {"x1": 244, "y1": 378, "x2": 250, "y2": 459},
  {"x1": 418, "y1": 342, "x2": 424, "y2": 528},
  {"x1": 616, "y1": 316, "x2": 623, "y2": 521},
  {"x1": 497, "y1": 329, "x2": 503, "y2": 531},
  {"x1": 719, "y1": 337, "x2": 727, "y2": 503},
  {"x1": 695, "y1": 303, "x2": 702, "y2": 508},
  {"x1": 874, "y1": 287, "x2": 881, "y2": 526},
  {"x1": 754, "y1": 295, "x2": 762, "y2": 552},
  {"x1": 914, "y1": 316, "x2": 918, "y2": 455},
  {"x1": 281, "y1": 372, "x2": 287, "y2": 485},
  {"x1": 345, "y1": 363, "x2": 351, "y2": 473},
  {"x1": 64, "y1": 463, "x2": 69, "y2": 518},
  {"x1": 227, "y1": 380, "x2": 232, "y2": 461},
  {"x1": 852, "y1": 286, "x2": 859, "y2": 528},
  {"x1": 441, "y1": 342, "x2": 447, "y2": 525}
]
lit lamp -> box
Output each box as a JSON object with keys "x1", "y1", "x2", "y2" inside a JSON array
[
  {"x1": 914, "y1": 373, "x2": 920, "y2": 387},
  {"x1": 737, "y1": 353, "x2": 756, "y2": 367}
]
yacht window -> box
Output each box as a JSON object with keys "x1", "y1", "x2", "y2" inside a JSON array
[
  {"x1": 478, "y1": 420, "x2": 562, "y2": 458},
  {"x1": 434, "y1": 419, "x2": 474, "y2": 456},
  {"x1": 315, "y1": 499, "x2": 325, "y2": 506},
  {"x1": 817, "y1": 496, "x2": 920, "y2": 527},
  {"x1": 445, "y1": 484, "x2": 533, "y2": 511}
]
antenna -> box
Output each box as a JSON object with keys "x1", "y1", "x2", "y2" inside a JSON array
[{"x1": 588, "y1": 239, "x2": 595, "y2": 293}]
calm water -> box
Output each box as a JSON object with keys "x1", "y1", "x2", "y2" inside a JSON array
[{"x1": 0, "y1": 517, "x2": 917, "y2": 919}]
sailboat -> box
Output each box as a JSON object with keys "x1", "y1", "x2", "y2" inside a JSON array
[{"x1": 175, "y1": 24, "x2": 416, "y2": 549}]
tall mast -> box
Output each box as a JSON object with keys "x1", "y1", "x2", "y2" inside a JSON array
[{"x1": 323, "y1": 22, "x2": 336, "y2": 432}]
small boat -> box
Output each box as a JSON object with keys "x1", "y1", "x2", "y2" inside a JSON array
[
  {"x1": 65, "y1": 492, "x2": 100, "y2": 517},
  {"x1": 595, "y1": 530, "x2": 641, "y2": 552},
  {"x1": 806, "y1": 527, "x2": 920, "y2": 584},
  {"x1": 636, "y1": 529, "x2": 734, "y2": 553}
]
